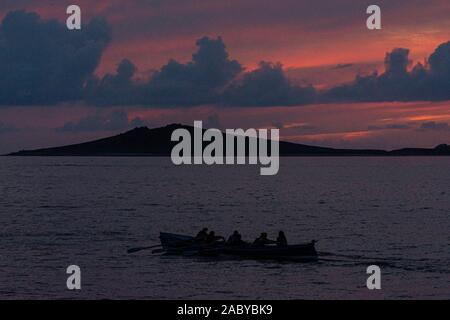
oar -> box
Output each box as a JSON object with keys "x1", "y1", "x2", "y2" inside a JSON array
[
  {"x1": 153, "y1": 242, "x2": 217, "y2": 256},
  {"x1": 127, "y1": 244, "x2": 161, "y2": 254}
]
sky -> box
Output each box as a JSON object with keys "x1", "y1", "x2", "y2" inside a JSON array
[{"x1": 0, "y1": 0, "x2": 449, "y2": 153}]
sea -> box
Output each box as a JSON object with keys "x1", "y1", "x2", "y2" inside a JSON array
[{"x1": 0, "y1": 157, "x2": 449, "y2": 299}]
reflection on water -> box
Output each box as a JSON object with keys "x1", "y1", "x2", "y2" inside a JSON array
[{"x1": 0, "y1": 157, "x2": 449, "y2": 299}]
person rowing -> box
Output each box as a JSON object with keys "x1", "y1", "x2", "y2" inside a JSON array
[
  {"x1": 205, "y1": 231, "x2": 225, "y2": 243},
  {"x1": 194, "y1": 228, "x2": 209, "y2": 242},
  {"x1": 276, "y1": 231, "x2": 288, "y2": 247},
  {"x1": 226, "y1": 230, "x2": 245, "y2": 246},
  {"x1": 252, "y1": 232, "x2": 276, "y2": 246}
]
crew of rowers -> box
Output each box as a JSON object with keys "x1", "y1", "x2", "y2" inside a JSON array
[{"x1": 194, "y1": 228, "x2": 288, "y2": 247}]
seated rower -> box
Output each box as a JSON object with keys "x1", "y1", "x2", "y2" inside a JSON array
[
  {"x1": 206, "y1": 231, "x2": 225, "y2": 243},
  {"x1": 253, "y1": 232, "x2": 276, "y2": 246},
  {"x1": 276, "y1": 231, "x2": 288, "y2": 247},
  {"x1": 194, "y1": 228, "x2": 208, "y2": 242},
  {"x1": 227, "y1": 230, "x2": 245, "y2": 246}
]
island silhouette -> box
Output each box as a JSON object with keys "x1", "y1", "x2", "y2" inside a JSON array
[{"x1": 7, "y1": 123, "x2": 450, "y2": 156}]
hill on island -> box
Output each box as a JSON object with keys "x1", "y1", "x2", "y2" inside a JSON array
[{"x1": 7, "y1": 123, "x2": 450, "y2": 156}]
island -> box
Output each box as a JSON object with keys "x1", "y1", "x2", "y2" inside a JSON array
[{"x1": 6, "y1": 123, "x2": 450, "y2": 157}]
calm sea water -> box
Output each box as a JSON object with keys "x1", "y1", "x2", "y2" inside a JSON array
[{"x1": 0, "y1": 157, "x2": 449, "y2": 299}]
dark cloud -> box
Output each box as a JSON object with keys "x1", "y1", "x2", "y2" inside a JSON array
[
  {"x1": 89, "y1": 37, "x2": 450, "y2": 107},
  {"x1": 427, "y1": 41, "x2": 450, "y2": 100},
  {"x1": 324, "y1": 42, "x2": 450, "y2": 102},
  {"x1": 85, "y1": 59, "x2": 142, "y2": 106},
  {"x1": 368, "y1": 123, "x2": 411, "y2": 131},
  {"x1": 89, "y1": 38, "x2": 448, "y2": 107},
  {"x1": 87, "y1": 38, "x2": 316, "y2": 107},
  {"x1": 333, "y1": 63, "x2": 354, "y2": 69},
  {"x1": 83, "y1": 38, "x2": 450, "y2": 107},
  {"x1": 2, "y1": 10, "x2": 315, "y2": 108},
  {"x1": 0, "y1": 10, "x2": 111, "y2": 105},
  {"x1": 419, "y1": 121, "x2": 450, "y2": 131},
  {"x1": 287, "y1": 62, "x2": 380, "y2": 89},
  {"x1": 222, "y1": 61, "x2": 316, "y2": 106},
  {"x1": 1, "y1": 9, "x2": 449, "y2": 108},
  {"x1": 145, "y1": 37, "x2": 242, "y2": 106},
  {"x1": 272, "y1": 122, "x2": 315, "y2": 130},
  {"x1": 87, "y1": 37, "x2": 242, "y2": 106},
  {"x1": 56, "y1": 110, "x2": 146, "y2": 133},
  {"x1": 429, "y1": 42, "x2": 450, "y2": 77}
]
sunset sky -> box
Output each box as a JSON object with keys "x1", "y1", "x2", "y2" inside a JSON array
[{"x1": 0, "y1": 0, "x2": 449, "y2": 153}]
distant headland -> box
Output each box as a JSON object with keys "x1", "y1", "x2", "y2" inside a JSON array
[{"x1": 6, "y1": 123, "x2": 450, "y2": 157}]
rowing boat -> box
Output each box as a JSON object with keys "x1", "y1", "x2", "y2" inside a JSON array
[{"x1": 159, "y1": 232, "x2": 318, "y2": 261}]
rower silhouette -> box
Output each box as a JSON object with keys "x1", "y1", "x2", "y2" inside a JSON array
[{"x1": 253, "y1": 232, "x2": 276, "y2": 246}]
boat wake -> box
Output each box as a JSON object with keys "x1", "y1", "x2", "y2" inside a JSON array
[{"x1": 317, "y1": 251, "x2": 450, "y2": 274}]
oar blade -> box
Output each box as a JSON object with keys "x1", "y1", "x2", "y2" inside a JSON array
[
  {"x1": 127, "y1": 244, "x2": 162, "y2": 254},
  {"x1": 127, "y1": 247, "x2": 145, "y2": 254}
]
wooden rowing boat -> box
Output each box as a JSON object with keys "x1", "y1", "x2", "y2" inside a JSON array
[{"x1": 159, "y1": 232, "x2": 318, "y2": 261}]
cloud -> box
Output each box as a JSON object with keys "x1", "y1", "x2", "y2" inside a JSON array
[
  {"x1": 333, "y1": 63, "x2": 354, "y2": 69},
  {"x1": 427, "y1": 41, "x2": 450, "y2": 100},
  {"x1": 287, "y1": 62, "x2": 381, "y2": 89},
  {"x1": 2, "y1": 10, "x2": 315, "y2": 108},
  {"x1": 85, "y1": 59, "x2": 142, "y2": 106},
  {"x1": 272, "y1": 121, "x2": 316, "y2": 131},
  {"x1": 56, "y1": 110, "x2": 146, "y2": 133},
  {"x1": 88, "y1": 37, "x2": 242, "y2": 106},
  {"x1": 146, "y1": 37, "x2": 242, "y2": 106},
  {"x1": 0, "y1": 10, "x2": 111, "y2": 105},
  {"x1": 87, "y1": 37, "x2": 316, "y2": 107},
  {"x1": 324, "y1": 42, "x2": 450, "y2": 102},
  {"x1": 1, "y1": 9, "x2": 449, "y2": 108},
  {"x1": 222, "y1": 61, "x2": 316, "y2": 106},
  {"x1": 368, "y1": 123, "x2": 411, "y2": 131},
  {"x1": 89, "y1": 37, "x2": 448, "y2": 107},
  {"x1": 419, "y1": 121, "x2": 450, "y2": 131}
]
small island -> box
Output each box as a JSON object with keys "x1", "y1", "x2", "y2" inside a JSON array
[{"x1": 6, "y1": 123, "x2": 450, "y2": 157}]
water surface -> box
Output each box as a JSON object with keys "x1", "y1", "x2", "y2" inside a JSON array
[{"x1": 0, "y1": 157, "x2": 449, "y2": 299}]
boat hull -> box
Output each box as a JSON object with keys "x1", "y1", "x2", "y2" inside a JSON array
[{"x1": 159, "y1": 232, "x2": 318, "y2": 261}]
